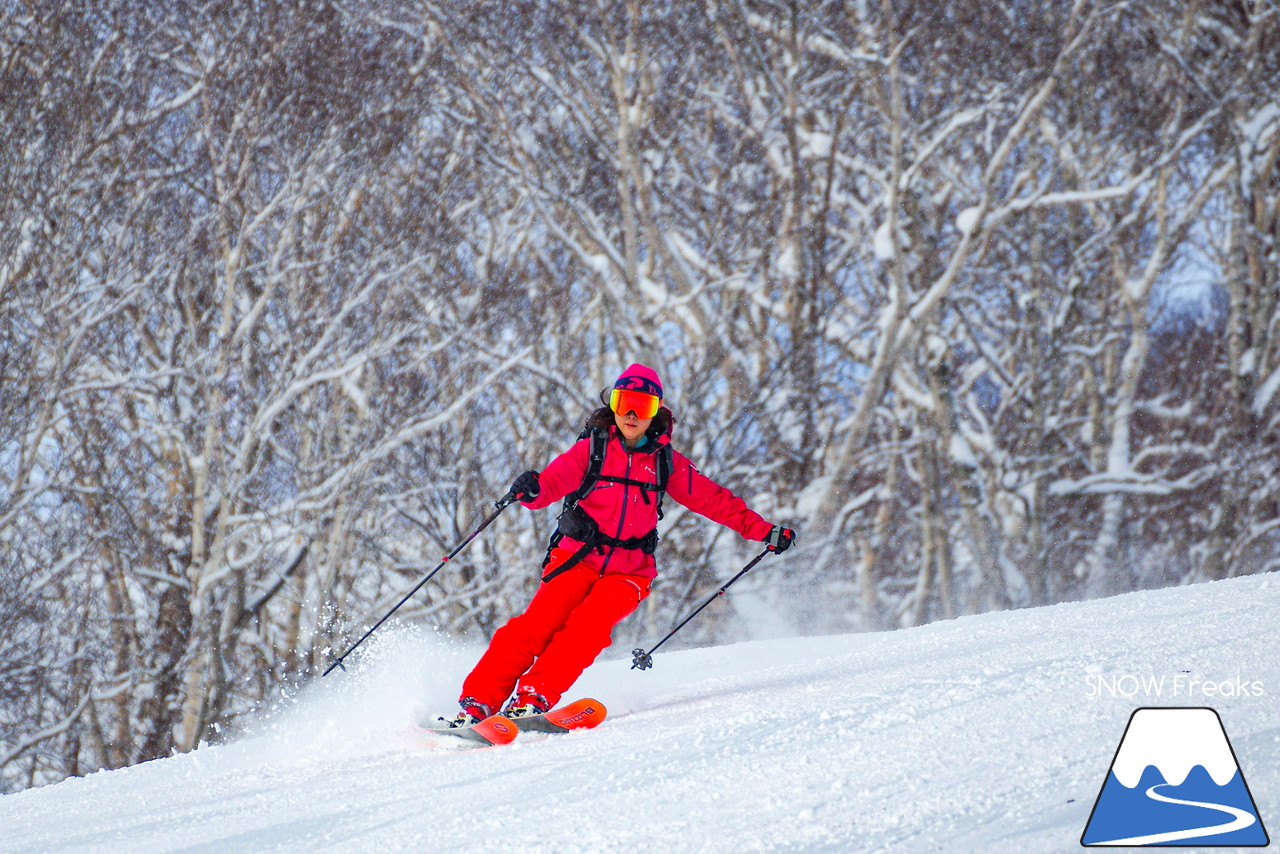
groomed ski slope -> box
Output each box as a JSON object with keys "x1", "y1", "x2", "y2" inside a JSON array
[{"x1": 2, "y1": 573, "x2": 1277, "y2": 854}]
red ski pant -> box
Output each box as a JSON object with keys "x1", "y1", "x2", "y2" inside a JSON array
[{"x1": 460, "y1": 556, "x2": 650, "y2": 713}]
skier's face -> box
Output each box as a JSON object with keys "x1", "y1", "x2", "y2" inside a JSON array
[{"x1": 614, "y1": 410, "x2": 653, "y2": 447}]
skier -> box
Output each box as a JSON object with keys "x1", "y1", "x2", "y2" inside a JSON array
[{"x1": 448, "y1": 363, "x2": 795, "y2": 726}]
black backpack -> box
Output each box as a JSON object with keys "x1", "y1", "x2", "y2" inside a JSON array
[{"x1": 541, "y1": 426, "x2": 673, "y2": 582}]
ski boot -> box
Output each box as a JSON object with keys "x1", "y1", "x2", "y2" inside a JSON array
[
  {"x1": 443, "y1": 697, "x2": 491, "y2": 728},
  {"x1": 503, "y1": 692, "x2": 550, "y2": 719}
]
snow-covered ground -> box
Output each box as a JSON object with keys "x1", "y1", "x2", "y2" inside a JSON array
[{"x1": 2, "y1": 573, "x2": 1276, "y2": 853}]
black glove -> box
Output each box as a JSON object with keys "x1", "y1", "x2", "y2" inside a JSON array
[
  {"x1": 510, "y1": 470, "x2": 540, "y2": 502},
  {"x1": 764, "y1": 525, "x2": 795, "y2": 553}
]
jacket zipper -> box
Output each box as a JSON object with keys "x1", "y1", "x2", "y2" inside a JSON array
[{"x1": 599, "y1": 436, "x2": 636, "y2": 577}]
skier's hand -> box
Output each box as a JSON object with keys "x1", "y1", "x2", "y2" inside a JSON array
[
  {"x1": 764, "y1": 525, "x2": 795, "y2": 553},
  {"x1": 510, "y1": 470, "x2": 541, "y2": 502}
]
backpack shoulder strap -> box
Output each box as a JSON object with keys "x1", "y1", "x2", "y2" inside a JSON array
[
  {"x1": 543, "y1": 427, "x2": 608, "y2": 574},
  {"x1": 655, "y1": 443, "x2": 672, "y2": 491},
  {"x1": 653, "y1": 442, "x2": 673, "y2": 519},
  {"x1": 565, "y1": 426, "x2": 608, "y2": 509}
]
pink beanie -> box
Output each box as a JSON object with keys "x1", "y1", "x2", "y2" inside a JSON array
[{"x1": 613, "y1": 363, "x2": 663, "y2": 398}]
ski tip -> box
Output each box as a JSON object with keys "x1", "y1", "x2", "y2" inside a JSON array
[
  {"x1": 421, "y1": 713, "x2": 518, "y2": 747},
  {"x1": 473, "y1": 713, "x2": 519, "y2": 745},
  {"x1": 546, "y1": 698, "x2": 607, "y2": 730}
]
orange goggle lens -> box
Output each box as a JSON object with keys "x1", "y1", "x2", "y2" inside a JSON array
[{"x1": 609, "y1": 388, "x2": 661, "y2": 419}]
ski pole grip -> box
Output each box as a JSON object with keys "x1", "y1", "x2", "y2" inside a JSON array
[{"x1": 496, "y1": 492, "x2": 518, "y2": 509}]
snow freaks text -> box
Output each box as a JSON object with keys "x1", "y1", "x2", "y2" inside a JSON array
[{"x1": 1085, "y1": 673, "x2": 1266, "y2": 700}]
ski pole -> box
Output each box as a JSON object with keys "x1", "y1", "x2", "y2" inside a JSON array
[
  {"x1": 322, "y1": 492, "x2": 518, "y2": 676},
  {"x1": 631, "y1": 548, "x2": 771, "y2": 670}
]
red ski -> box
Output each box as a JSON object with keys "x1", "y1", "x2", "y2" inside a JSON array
[
  {"x1": 510, "y1": 698, "x2": 607, "y2": 735},
  {"x1": 424, "y1": 713, "x2": 518, "y2": 747}
]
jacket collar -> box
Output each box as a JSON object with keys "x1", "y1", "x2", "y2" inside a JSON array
[{"x1": 607, "y1": 424, "x2": 671, "y2": 453}]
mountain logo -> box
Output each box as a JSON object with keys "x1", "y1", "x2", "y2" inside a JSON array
[{"x1": 1081, "y1": 707, "x2": 1269, "y2": 847}]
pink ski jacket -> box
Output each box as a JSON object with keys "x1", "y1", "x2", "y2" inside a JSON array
[{"x1": 522, "y1": 423, "x2": 773, "y2": 579}]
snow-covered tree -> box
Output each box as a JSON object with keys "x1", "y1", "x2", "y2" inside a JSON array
[{"x1": 3, "y1": 0, "x2": 1277, "y2": 792}]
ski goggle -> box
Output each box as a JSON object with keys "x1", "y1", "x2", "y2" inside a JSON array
[{"x1": 609, "y1": 388, "x2": 661, "y2": 419}]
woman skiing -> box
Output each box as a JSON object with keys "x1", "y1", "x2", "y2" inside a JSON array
[{"x1": 449, "y1": 363, "x2": 795, "y2": 725}]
